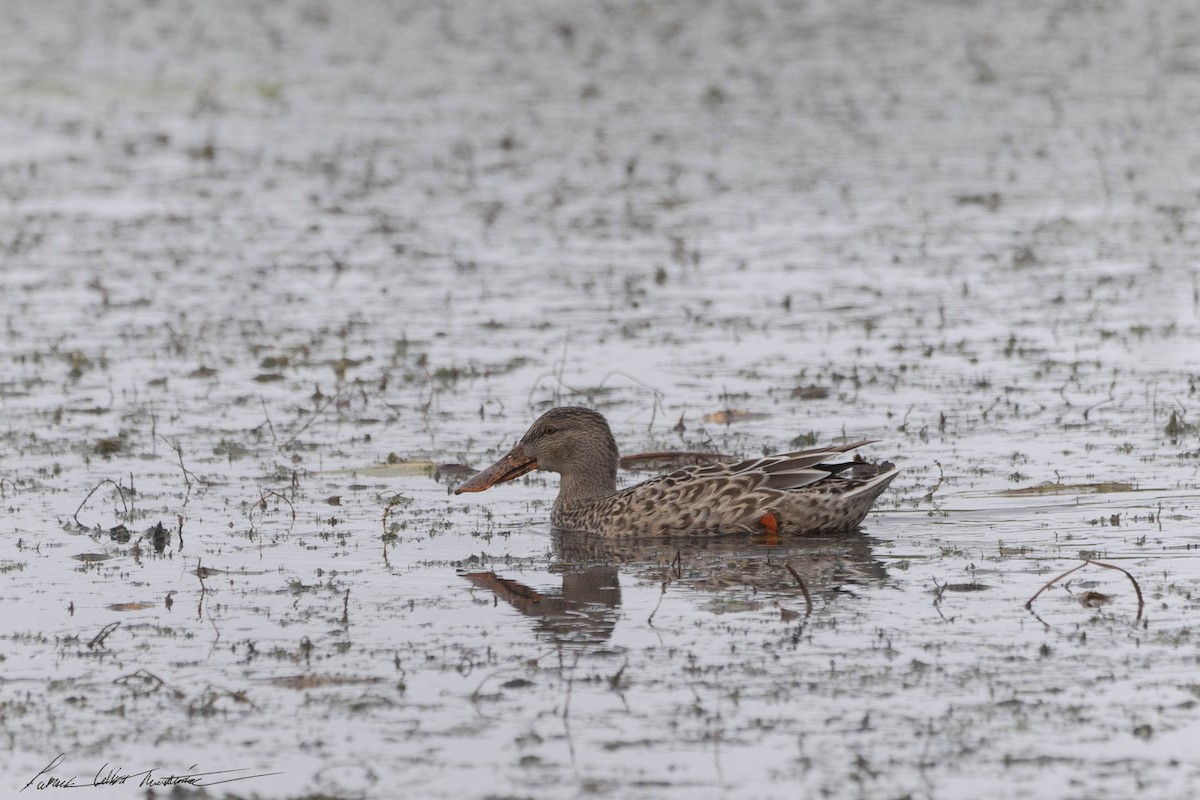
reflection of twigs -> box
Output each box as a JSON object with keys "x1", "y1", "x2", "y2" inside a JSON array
[
  {"x1": 647, "y1": 580, "x2": 670, "y2": 626},
  {"x1": 648, "y1": 550, "x2": 683, "y2": 625},
  {"x1": 922, "y1": 461, "x2": 944, "y2": 503},
  {"x1": 1025, "y1": 559, "x2": 1144, "y2": 619},
  {"x1": 784, "y1": 562, "x2": 813, "y2": 617},
  {"x1": 74, "y1": 479, "x2": 129, "y2": 526},
  {"x1": 382, "y1": 495, "x2": 407, "y2": 537},
  {"x1": 469, "y1": 647, "x2": 555, "y2": 714},
  {"x1": 931, "y1": 578, "x2": 954, "y2": 622},
  {"x1": 1027, "y1": 604, "x2": 1051, "y2": 629},
  {"x1": 0, "y1": 476, "x2": 17, "y2": 498},
  {"x1": 561, "y1": 651, "x2": 580, "y2": 768},
  {"x1": 470, "y1": 666, "x2": 517, "y2": 706},
  {"x1": 195, "y1": 559, "x2": 222, "y2": 640},
  {"x1": 562, "y1": 651, "x2": 580, "y2": 720},
  {"x1": 196, "y1": 558, "x2": 208, "y2": 620},
  {"x1": 193, "y1": 684, "x2": 261, "y2": 714},
  {"x1": 248, "y1": 489, "x2": 297, "y2": 537},
  {"x1": 341, "y1": 588, "x2": 350, "y2": 626},
  {"x1": 88, "y1": 621, "x2": 120, "y2": 650},
  {"x1": 260, "y1": 396, "x2": 277, "y2": 446},
  {"x1": 113, "y1": 668, "x2": 164, "y2": 695},
  {"x1": 382, "y1": 494, "x2": 409, "y2": 567}
]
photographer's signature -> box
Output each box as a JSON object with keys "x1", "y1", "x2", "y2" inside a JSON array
[{"x1": 23, "y1": 754, "x2": 279, "y2": 791}]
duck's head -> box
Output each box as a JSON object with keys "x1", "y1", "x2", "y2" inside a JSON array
[{"x1": 455, "y1": 407, "x2": 619, "y2": 495}]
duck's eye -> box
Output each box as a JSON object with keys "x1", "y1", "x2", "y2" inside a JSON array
[{"x1": 542, "y1": 426, "x2": 558, "y2": 436}]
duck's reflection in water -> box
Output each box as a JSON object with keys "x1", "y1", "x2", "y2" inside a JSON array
[
  {"x1": 461, "y1": 530, "x2": 888, "y2": 645},
  {"x1": 461, "y1": 562, "x2": 621, "y2": 645}
]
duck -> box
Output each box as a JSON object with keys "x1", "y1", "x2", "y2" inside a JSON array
[{"x1": 455, "y1": 407, "x2": 899, "y2": 538}]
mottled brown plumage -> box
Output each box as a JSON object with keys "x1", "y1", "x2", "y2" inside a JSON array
[{"x1": 456, "y1": 407, "x2": 899, "y2": 538}]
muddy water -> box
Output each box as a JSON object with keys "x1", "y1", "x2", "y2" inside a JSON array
[{"x1": 2, "y1": 0, "x2": 1200, "y2": 798}]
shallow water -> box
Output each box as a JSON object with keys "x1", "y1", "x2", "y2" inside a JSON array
[{"x1": 2, "y1": 0, "x2": 1200, "y2": 798}]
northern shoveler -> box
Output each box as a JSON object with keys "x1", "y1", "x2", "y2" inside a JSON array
[{"x1": 455, "y1": 407, "x2": 899, "y2": 538}]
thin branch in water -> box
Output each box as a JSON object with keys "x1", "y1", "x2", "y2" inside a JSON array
[
  {"x1": 930, "y1": 578, "x2": 954, "y2": 623},
  {"x1": 1083, "y1": 558, "x2": 1145, "y2": 619},
  {"x1": 0, "y1": 476, "x2": 18, "y2": 499},
  {"x1": 158, "y1": 435, "x2": 203, "y2": 505},
  {"x1": 88, "y1": 621, "x2": 120, "y2": 650},
  {"x1": 113, "y1": 668, "x2": 165, "y2": 695},
  {"x1": 382, "y1": 494, "x2": 410, "y2": 564},
  {"x1": 785, "y1": 562, "x2": 814, "y2": 617},
  {"x1": 282, "y1": 388, "x2": 342, "y2": 448},
  {"x1": 1025, "y1": 559, "x2": 1144, "y2": 620},
  {"x1": 932, "y1": 578, "x2": 947, "y2": 607},
  {"x1": 74, "y1": 479, "x2": 129, "y2": 527},
  {"x1": 1024, "y1": 562, "x2": 1087, "y2": 611},
  {"x1": 259, "y1": 490, "x2": 297, "y2": 525},
  {"x1": 247, "y1": 489, "x2": 298, "y2": 538}
]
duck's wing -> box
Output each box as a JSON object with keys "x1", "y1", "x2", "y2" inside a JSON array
[{"x1": 622, "y1": 439, "x2": 879, "y2": 496}]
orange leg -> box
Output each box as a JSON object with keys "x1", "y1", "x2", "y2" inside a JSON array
[{"x1": 759, "y1": 512, "x2": 780, "y2": 545}]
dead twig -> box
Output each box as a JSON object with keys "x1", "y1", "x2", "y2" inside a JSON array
[
  {"x1": 74, "y1": 479, "x2": 129, "y2": 527},
  {"x1": 281, "y1": 388, "x2": 342, "y2": 448},
  {"x1": 1083, "y1": 559, "x2": 1145, "y2": 618},
  {"x1": 1025, "y1": 562, "x2": 1087, "y2": 610},
  {"x1": 88, "y1": 621, "x2": 120, "y2": 650},
  {"x1": 247, "y1": 489, "x2": 297, "y2": 538},
  {"x1": 785, "y1": 562, "x2": 814, "y2": 617},
  {"x1": 113, "y1": 668, "x2": 165, "y2": 695},
  {"x1": 1025, "y1": 559, "x2": 1144, "y2": 619},
  {"x1": 158, "y1": 435, "x2": 205, "y2": 505},
  {"x1": 259, "y1": 490, "x2": 296, "y2": 525}
]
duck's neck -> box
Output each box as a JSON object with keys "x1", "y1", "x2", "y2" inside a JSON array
[{"x1": 554, "y1": 462, "x2": 618, "y2": 509}]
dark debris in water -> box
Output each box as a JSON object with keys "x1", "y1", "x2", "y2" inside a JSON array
[{"x1": 999, "y1": 481, "x2": 1136, "y2": 496}]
